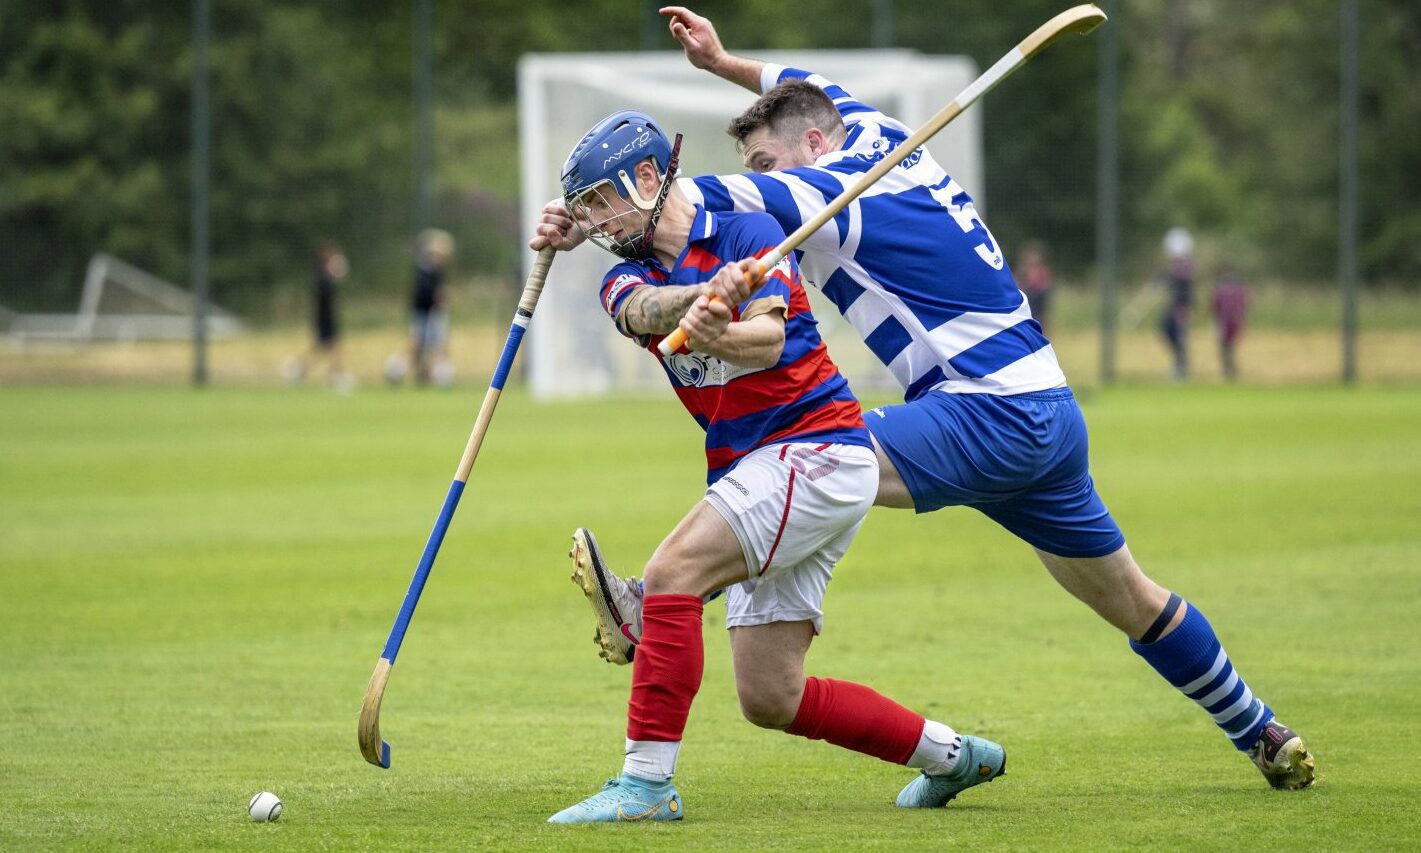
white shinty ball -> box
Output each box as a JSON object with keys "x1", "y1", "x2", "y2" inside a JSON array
[
  {"x1": 384, "y1": 352, "x2": 409, "y2": 385},
  {"x1": 248, "y1": 791, "x2": 283, "y2": 822},
  {"x1": 430, "y1": 359, "x2": 455, "y2": 388}
]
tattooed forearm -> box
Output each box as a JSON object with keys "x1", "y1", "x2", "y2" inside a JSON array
[{"x1": 621, "y1": 285, "x2": 706, "y2": 336}]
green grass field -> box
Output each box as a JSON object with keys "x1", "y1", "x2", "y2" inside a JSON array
[{"x1": 3, "y1": 384, "x2": 1419, "y2": 850}]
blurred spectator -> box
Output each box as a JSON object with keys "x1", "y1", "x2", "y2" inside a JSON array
[
  {"x1": 1160, "y1": 227, "x2": 1195, "y2": 382},
  {"x1": 1211, "y1": 268, "x2": 1249, "y2": 381},
  {"x1": 407, "y1": 228, "x2": 455, "y2": 386},
  {"x1": 1016, "y1": 240, "x2": 1054, "y2": 336},
  {"x1": 284, "y1": 241, "x2": 353, "y2": 393}
]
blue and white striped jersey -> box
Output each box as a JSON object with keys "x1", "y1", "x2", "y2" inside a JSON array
[{"x1": 679, "y1": 64, "x2": 1066, "y2": 400}]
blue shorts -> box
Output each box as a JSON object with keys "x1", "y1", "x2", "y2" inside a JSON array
[{"x1": 865, "y1": 388, "x2": 1125, "y2": 559}]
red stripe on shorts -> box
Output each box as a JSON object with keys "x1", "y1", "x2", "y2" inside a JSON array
[{"x1": 760, "y1": 455, "x2": 797, "y2": 576}]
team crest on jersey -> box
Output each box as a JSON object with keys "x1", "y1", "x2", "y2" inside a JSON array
[
  {"x1": 604, "y1": 274, "x2": 642, "y2": 313},
  {"x1": 850, "y1": 137, "x2": 922, "y2": 170},
  {"x1": 767, "y1": 255, "x2": 794, "y2": 282},
  {"x1": 663, "y1": 351, "x2": 736, "y2": 387},
  {"x1": 663, "y1": 351, "x2": 727, "y2": 387},
  {"x1": 851, "y1": 138, "x2": 890, "y2": 165}
]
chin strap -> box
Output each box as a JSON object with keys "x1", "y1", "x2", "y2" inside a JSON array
[{"x1": 621, "y1": 133, "x2": 683, "y2": 260}]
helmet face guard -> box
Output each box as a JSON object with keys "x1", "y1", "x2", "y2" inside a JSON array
[
  {"x1": 565, "y1": 178, "x2": 656, "y2": 259},
  {"x1": 560, "y1": 111, "x2": 681, "y2": 260}
]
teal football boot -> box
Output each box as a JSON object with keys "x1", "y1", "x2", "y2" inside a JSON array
[
  {"x1": 547, "y1": 774, "x2": 684, "y2": 824},
  {"x1": 896, "y1": 735, "x2": 1006, "y2": 808}
]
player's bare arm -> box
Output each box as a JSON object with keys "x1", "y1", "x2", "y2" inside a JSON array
[
  {"x1": 683, "y1": 303, "x2": 784, "y2": 368},
  {"x1": 620, "y1": 284, "x2": 708, "y2": 336},
  {"x1": 661, "y1": 6, "x2": 763, "y2": 92}
]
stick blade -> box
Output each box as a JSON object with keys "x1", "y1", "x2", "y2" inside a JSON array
[
  {"x1": 359, "y1": 658, "x2": 394, "y2": 769},
  {"x1": 1022, "y1": 5, "x2": 1109, "y2": 58},
  {"x1": 1068, "y1": 5, "x2": 1108, "y2": 35}
]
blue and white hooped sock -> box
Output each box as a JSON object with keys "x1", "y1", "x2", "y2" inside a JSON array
[{"x1": 1130, "y1": 595, "x2": 1273, "y2": 751}]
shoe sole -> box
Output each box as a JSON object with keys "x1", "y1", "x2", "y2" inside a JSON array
[
  {"x1": 569, "y1": 529, "x2": 634, "y2": 665},
  {"x1": 1269, "y1": 737, "x2": 1316, "y2": 790}
]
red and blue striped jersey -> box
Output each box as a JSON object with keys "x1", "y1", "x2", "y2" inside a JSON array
[{"x1": 599, "y1": 207, "x2": 870, "y2": 484}]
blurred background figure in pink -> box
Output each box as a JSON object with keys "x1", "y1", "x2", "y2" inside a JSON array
[
  {"x1": 1017, "y1": 240, "x2": 1054, "y2": 337},
  {"x1": 1212, "y1": 267, "x2": 1249, "y2": 382}
]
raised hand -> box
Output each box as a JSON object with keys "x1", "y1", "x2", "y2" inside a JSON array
[{"x1": 660, "y1": 6, "x2": 725, "y2": 71}]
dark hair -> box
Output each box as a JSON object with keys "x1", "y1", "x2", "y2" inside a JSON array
[{"x1": 727, "y1": 80, "x2": 844, "y2": 152}]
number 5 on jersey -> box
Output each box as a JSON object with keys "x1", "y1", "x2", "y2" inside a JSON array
[{"x1": 947, "y1": 199, "x2": 1005, "y2": 270}]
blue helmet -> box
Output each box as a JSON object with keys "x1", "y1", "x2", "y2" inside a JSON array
[
  {"x1": 561, "y1": 111, "x2": 678, "y2": 259},
  {"x1": 560, "y1": 110, "x2": 673, "y2": 201}
]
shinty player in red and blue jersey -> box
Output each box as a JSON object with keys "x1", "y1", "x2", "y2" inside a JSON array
[
  {"x1": 598, "y1": 209, "x2": 867, "y2": 485},
  {"x1": 532, "y1": 110, "x2": 1000, "y2": 824}
]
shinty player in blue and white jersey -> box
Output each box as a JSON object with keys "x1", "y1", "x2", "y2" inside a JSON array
[{"x1": 538, "y1": 7, "x2": 1316, "y2": 794}]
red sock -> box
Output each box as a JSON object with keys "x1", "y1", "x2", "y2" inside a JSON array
[
  {"x1": 786, "y1": 676, "x2": 925, "y2": 765},
  {"x1": 626, "y1": 594, "x2": 705, "y2": 742}
]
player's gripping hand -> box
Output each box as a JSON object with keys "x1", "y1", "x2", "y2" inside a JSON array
[
  {"x1": 705, "y1": 257, "x2": 760, "y2": 307},
  {"x1": 528, "y1": 199, "x2": 587, "y2": 251},
  {"x1": 661, "y1": 7, "x2": 725, "y2": 71},
  {"x1": 679, "y1": 292, "x2": 732, "y2": 349}
]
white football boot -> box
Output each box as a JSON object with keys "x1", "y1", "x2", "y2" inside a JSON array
[
  {"x1": 569, "y1": 528, "x2": 642, "y2": 665},
  {"x1": 1248, "y1": 719, "x2": 1316, "y2": 789}
]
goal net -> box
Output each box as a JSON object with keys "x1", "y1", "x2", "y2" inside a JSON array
[
  {"x1": 518, "y1": 50, "x2": 982, "y2": 401},
  {"x1": 1, "y1": 253, "x2": 242, "y2": 344}
]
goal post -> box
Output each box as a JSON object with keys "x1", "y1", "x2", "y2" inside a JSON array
[
  {"x1": 518, "y1": 50, "x2": 982, "y2": 400},
  {"x1": 1, "y1": 253, "x2": 242, "y2": 345}
]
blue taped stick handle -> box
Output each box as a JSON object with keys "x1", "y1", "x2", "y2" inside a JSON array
[
  {"x1": 495, "y1": 246, "x2": 554, "y2": 391},
  {"x1": 382, "y1": 479, "x2": 464, "y2": 662},
  {"x1": 375, "y1": 247, "x2": 555, "y2": 663},
  {"x1": 490, "y1": 323, "x2": 526, "y2": 391}
]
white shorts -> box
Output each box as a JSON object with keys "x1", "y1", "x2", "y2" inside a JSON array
[
  {"x1": 703, "y1": 441, "x2": 878, "y2": 634},
  {"x1": 410, "y1": 309, "x2": 449, "y2": 351}
]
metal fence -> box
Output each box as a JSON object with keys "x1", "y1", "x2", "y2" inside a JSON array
[{"x1": 0, "y1": 0, "x2": 1415, "y2": 388}]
